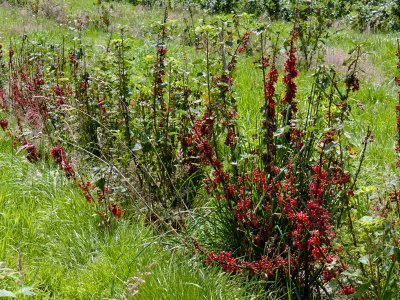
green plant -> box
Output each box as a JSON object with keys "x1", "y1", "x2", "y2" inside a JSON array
[
  {"x1": 294, "y1": 0, "x2": 332, "y2": 70},
  {"x1": 351, "y1": 0, "x2": 400, "y2": 32},
  {"x1": 0, "y1": 261, "x2": 36, "y2": 298},
  {"x1": 1, "y1": 1, "x2": 400, "y2": 298},
  {"x1": 187, "y1": 27, "x2": 369, "y2": 299}
]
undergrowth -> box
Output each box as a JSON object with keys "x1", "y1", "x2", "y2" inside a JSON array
[{"x1": 0, "y1": 0, "x2": 399, "y2": 299}]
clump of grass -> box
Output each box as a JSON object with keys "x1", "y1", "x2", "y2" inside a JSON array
[{"x1": 0, "y1": 132, "x2": 257, "y2": 299}]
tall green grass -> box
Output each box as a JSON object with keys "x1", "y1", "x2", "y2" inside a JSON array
[{"x1": 0, "y1": 133, "x2": 256, "y2": 299}]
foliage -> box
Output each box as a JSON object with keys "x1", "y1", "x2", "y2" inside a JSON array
[
  {"x1": 0, "y1": 261, "x2": 36, "y2": 298},
  {"x1": 0, "y1": 136, "x2": 256, "y2": 299},
  {"x1": 0, "y1": 0, "x2": 399, "y2": 298},
  {"x1": 295, "y1": 0, "x2": 332, "y2": 70},
  {"x1": 351, "y1": 0, "x2": 400, "y2": 32},
  {"x1": 337, "y1": 211, "x2": 400, "y2": 299},
  {"x1": 187, "y1": 26, "x2": 372, "y2": 298}
]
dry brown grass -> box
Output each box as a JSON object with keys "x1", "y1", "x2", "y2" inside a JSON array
[
  {"x1": 324, "y1": 47, "x2": 386, "y2": 84},
  {"x1": 0, "y1": 2, "x2": 63, "y2": 37}
]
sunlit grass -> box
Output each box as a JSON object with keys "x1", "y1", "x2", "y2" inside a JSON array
[
  {"x1": 0, "y1": 133, "x2": 255, "y2": 299},
  {"x1": 0, "y1": 0, "x2": 399, "y2": 298}
]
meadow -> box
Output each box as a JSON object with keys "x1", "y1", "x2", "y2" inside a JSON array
[{"x1": 0, "y1": 0, "x2": 399, "y2": 299}]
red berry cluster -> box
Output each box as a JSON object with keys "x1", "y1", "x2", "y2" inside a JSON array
[
  {"x1": 52, "y1": 85, "x2": 73, "y2": 106},
  {"x1": 108, "y1": 204, "x2": 122, "y2": 218},
  {"x1": 341, "y1": 284, "x2": 356, "y2": 295},
  {"x1": 0, "y1": 119, "x2": 7, "y2": 130},
  {"x1": 228, "y1": 32, "x2": 251, "y2": 72},
  {"x1": 21, "y1": 142, "x2": 40, "y2": 162},
  {"x1": 195, "y1": 155, "x2": 346, "y2": 279},
  {"x1": 236, "y1": 32, "x2": 250, "y2": 55},
  {"x1": 50, "y1": 146, "x2": 76, "y2": 180}
]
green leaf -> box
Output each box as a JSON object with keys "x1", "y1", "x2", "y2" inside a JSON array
[
  {"x1": 342, "y1": 57, "x2": 353, "y2": 66},
  {"x1": 382, "y1": 291, "x2": 394, "y2": 300},
  {"x1": 306, "y1": 126, "x2": 316, "y2": 133},
  {"x1": 132, "y1": 142, "x2": 142, "y2": 152},
  {"x1": 323, "y1": 141, "x2": 337, "y2": 151},
  {"x1": 359, "y1": 255, "x2": 370, "y2": 265},
  {"x1": 358, "y1": 215, "x2": 382, "y2": 226},
  {"x1": 394, "y1": 247, "x2": 400, "y2": 262},
  {"x1": 18, "y1": 286, "x2": 35, "y2": 296},
  {"x1": 240, "y1": 153, "x2": 251, "y2": 160},
  {"x1": 192, "y1": 59, "x2": 203, "y2": 65},
  {"x1": 333, "y1": 124, "x2": 344, "y2": 130},
  {"x1": 343, "y1": 131, "x2": 352, "y2": 139},
  {"x1": 95, "y1": 178, "x2": 106, "y2": 190},
  {"x1": 341, "y1": 269, "x2": 363, "y2": 278},
  {"x1": 274, "y1": 127, "x2": 288, "y2": 137},
  {"x1": 225, "y1": 41, "x2": 233, "y2": 47},
  {"x1": 0, "y1": 290, "x2": 16, "y2": 297},
  {"x1": 355, "y1": 281, "x2": 371, "y2": 293},
  {"x1": 252, "y1": 26, "x2": 266, "y2": 35}
]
